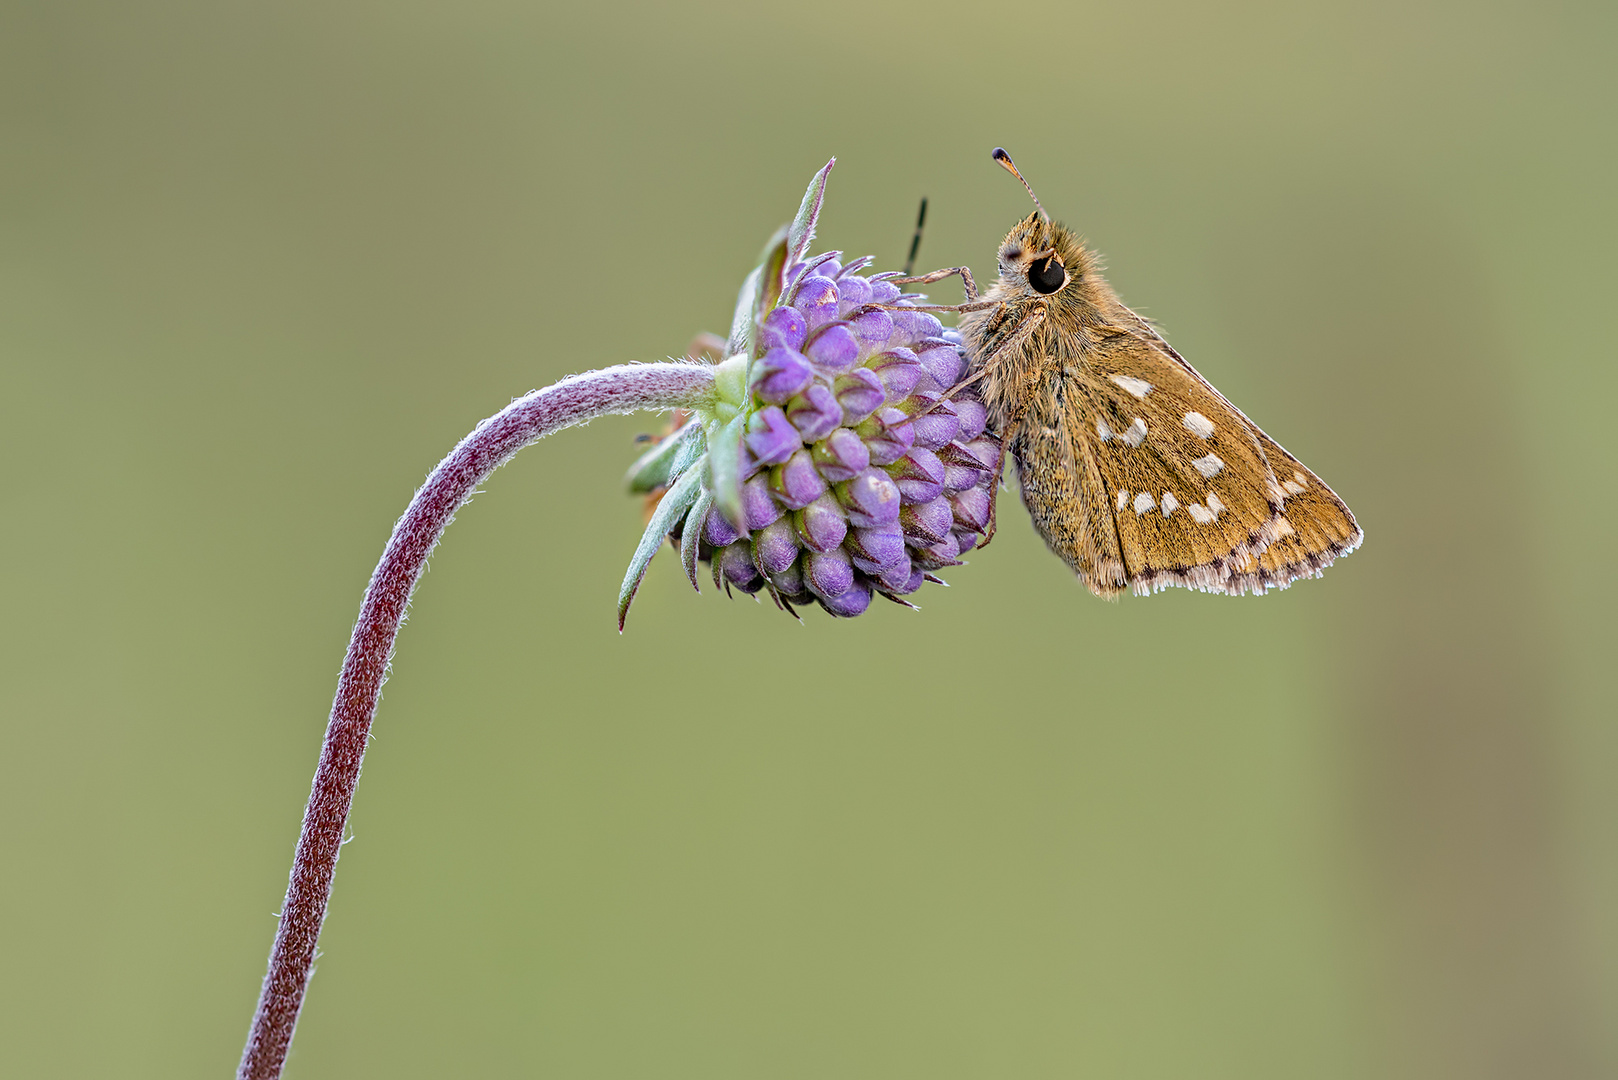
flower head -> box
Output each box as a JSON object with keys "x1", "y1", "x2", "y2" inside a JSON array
[{"x1": 620, "y1": 159, "x2": 1002, "y2": 626}]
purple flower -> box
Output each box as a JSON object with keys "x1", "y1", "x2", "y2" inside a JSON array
[
  {"x1": 622, "y1": 158, "x2": 1002, "y2": 620},
  {"x1": 759, "y1": 306, "x2": 807, "y2": 352},
  {"x1": 755, "y1": 347, "x2": 813, "y2": 404},
  {"x1": 805, "y1": 324, "x2": 861, "y2": 373}
]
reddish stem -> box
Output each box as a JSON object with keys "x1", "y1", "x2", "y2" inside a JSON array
[{"x1": 238, "y1": 363, "x2": 715, "y2": 1080}]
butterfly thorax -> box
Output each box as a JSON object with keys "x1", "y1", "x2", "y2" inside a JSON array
[{"x1": 959, "y1": 215, "x2": 1136, "y2": 436}]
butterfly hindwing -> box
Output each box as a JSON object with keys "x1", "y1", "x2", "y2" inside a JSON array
[{"x1": 1013, "y1": 376, "x2": 1127, "y2": 596}]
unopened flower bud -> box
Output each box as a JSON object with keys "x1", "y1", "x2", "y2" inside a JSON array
[{"x1": 620, "y1": 160, "x2": 1002, "y2": 622}]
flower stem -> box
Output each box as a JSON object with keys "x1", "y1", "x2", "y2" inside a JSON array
[{"x1": 237, "y1": 363, "x2": 715, "y2": 1080}]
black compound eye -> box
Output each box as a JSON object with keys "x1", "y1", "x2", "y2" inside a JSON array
[{"x1": 1027, "y1": 255, "x2": 1066, "y2": 294}]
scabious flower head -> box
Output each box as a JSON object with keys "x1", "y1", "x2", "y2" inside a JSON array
[{"x1": 620, "y1": 159, "x2": 1002, "y2": 626}]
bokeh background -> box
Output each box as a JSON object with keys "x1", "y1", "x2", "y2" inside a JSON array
[{"x1": 3, "y1": 1, "x2": 1614, "y2": 1076}]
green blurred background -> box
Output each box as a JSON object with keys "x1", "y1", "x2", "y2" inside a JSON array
[{"x1": 2, "y1": 1, "x2": 1613, "y2": 1076}]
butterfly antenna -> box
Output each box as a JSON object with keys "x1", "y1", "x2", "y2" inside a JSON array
[
  {"x1": 991, "y1": 148, "x2": 1048, "y2": 222},
  {"x1": 902, "y1": 197, "x2": 927, "y2": 276}
]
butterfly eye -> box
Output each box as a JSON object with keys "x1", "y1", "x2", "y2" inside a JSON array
[{"x1": 1027, "y1": 255, "x2": 1067, "y2": 294}]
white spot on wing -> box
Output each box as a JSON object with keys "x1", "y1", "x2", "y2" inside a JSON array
[
  {"x1": 1096, "y1": 417, "x2": 1112, "y2": 442},
  {"x1": 1160, "y1": 492, "x2": 1179, "y2": 516},
  {"x1": 1192, "y1": 453, "x2": 1224, "y2": 478},
  {"x1": 1182, "y1": 411, "x2": 1216, "y2": 439},
  {"x1": 1122, "y1": 418, "x2": 1147, "y2": 447},
  {"x1": 1282, "y1": 479, "x2": 1306, "y2": 495},
  {"x1": 1133, "y1": 491, "x2": 1156, "y2": 515},
  {"x1": 1111, "y1": 374, "x2": 1152, "y2": 398},
  {"x1": 1117, "y1": 489, "x2": 1130, "y2": 511},
  {"x1": 1293, "y1": 470, "x2": 1308, "y2": 487},
  {"x1": 1187, "y1": 503, "x2": 1214, "y2": 523},
  {"x1": 1206, "y1": 492, "x2": 1226, "y2": 517}
]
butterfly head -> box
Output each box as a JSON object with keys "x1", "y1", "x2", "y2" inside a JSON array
[
  {"x1": 996, "y1": 213, "x2": 1096, "y2": 299},
  {"x1": 989, "y1": 149, "x2": 1104, "y2": 309}
]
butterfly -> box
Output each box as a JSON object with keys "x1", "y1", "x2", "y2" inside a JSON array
[{"x1": 902, "y1": 150, "x2": 1361, "y2": 597}]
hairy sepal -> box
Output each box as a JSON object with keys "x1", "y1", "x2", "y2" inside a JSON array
[
  {"x1": 680, "y1": 487, "x2": 714, "y2": 590},
  {"x1": 618, "y1": 465, "x2": 703, "y2": 630},
  {"x1": 623, "y1": 418, "x2": 703, "y2": 494},
  {"x1": 788, "y1": 158, "x2": 835, "y2": 267}
]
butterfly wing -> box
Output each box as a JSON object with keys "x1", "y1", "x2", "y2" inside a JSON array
[
  {"x1": 1233, "y1": 430, "x2": 1363, "y2": 591},
  {"x1": 1010, "y1": 323, "x2": 1294, "y2": 596},
  {"x1": 1078, "y1": 329, "x2": 1294, "y2": 594},
  {"x1": 968, "y1": 230, "x2": 1360, "y2": 598},
  {"x1": 1119, "y1": 318, "x2": 1365, "y2": 592},
  {"x1": 1013, "y1": 383, "x2": 1129, "y2": 596}
]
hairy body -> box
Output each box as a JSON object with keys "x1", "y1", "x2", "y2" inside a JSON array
[{"x1": 959, "y1": 212, "x2": 1361, "y2": 597}]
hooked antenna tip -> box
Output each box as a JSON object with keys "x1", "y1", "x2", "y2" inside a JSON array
[{"x1": 990, "y1": 147, "x2": 1049, "y2": 222}]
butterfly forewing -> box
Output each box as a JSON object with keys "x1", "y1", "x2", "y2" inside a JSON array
[
  {"x1": 1114, "y1": 318, "x2": 1363, "y2": 592},
  {"x1": 1233, "y1": 430, "x2": 1363, "y2": 591},
  {"x1": 1068, "y1": 331, "x2": 1288, "y2": 594}
]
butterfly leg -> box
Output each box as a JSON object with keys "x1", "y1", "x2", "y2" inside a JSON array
[
  {"x1": 965, "y1": 305, "x2": 1045, "y2": 419},
  {"x1": 967, "y1": 385, "x2": 1038, "y2": 554},
  {"x1": 972, "y1": 396, "x2": 1034, "y2": 552},
  {"x1": 959, "y1": 307, "x2": 1047, "y2": 550},
  {"x1": 890, "y1": 265, "x2": 981, "y2": 302},
  {"x1": 975, "y1": 440, "x2": 1010, "y2": 549},
  {"x1": 902, "y1": 340, "x2": 1011, "y2": 423},
  {"x1": 877, "y1": 299, "x2": 1002, "y2": 316}
]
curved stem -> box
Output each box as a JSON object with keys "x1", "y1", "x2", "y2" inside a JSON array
[{"x1": 238, "y1": 363, "x2": 715, "y2": 1080}]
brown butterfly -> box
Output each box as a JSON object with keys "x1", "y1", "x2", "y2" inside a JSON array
[{"x1": 899, "y1": 149, "x2": 1361, "y2": 597}]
